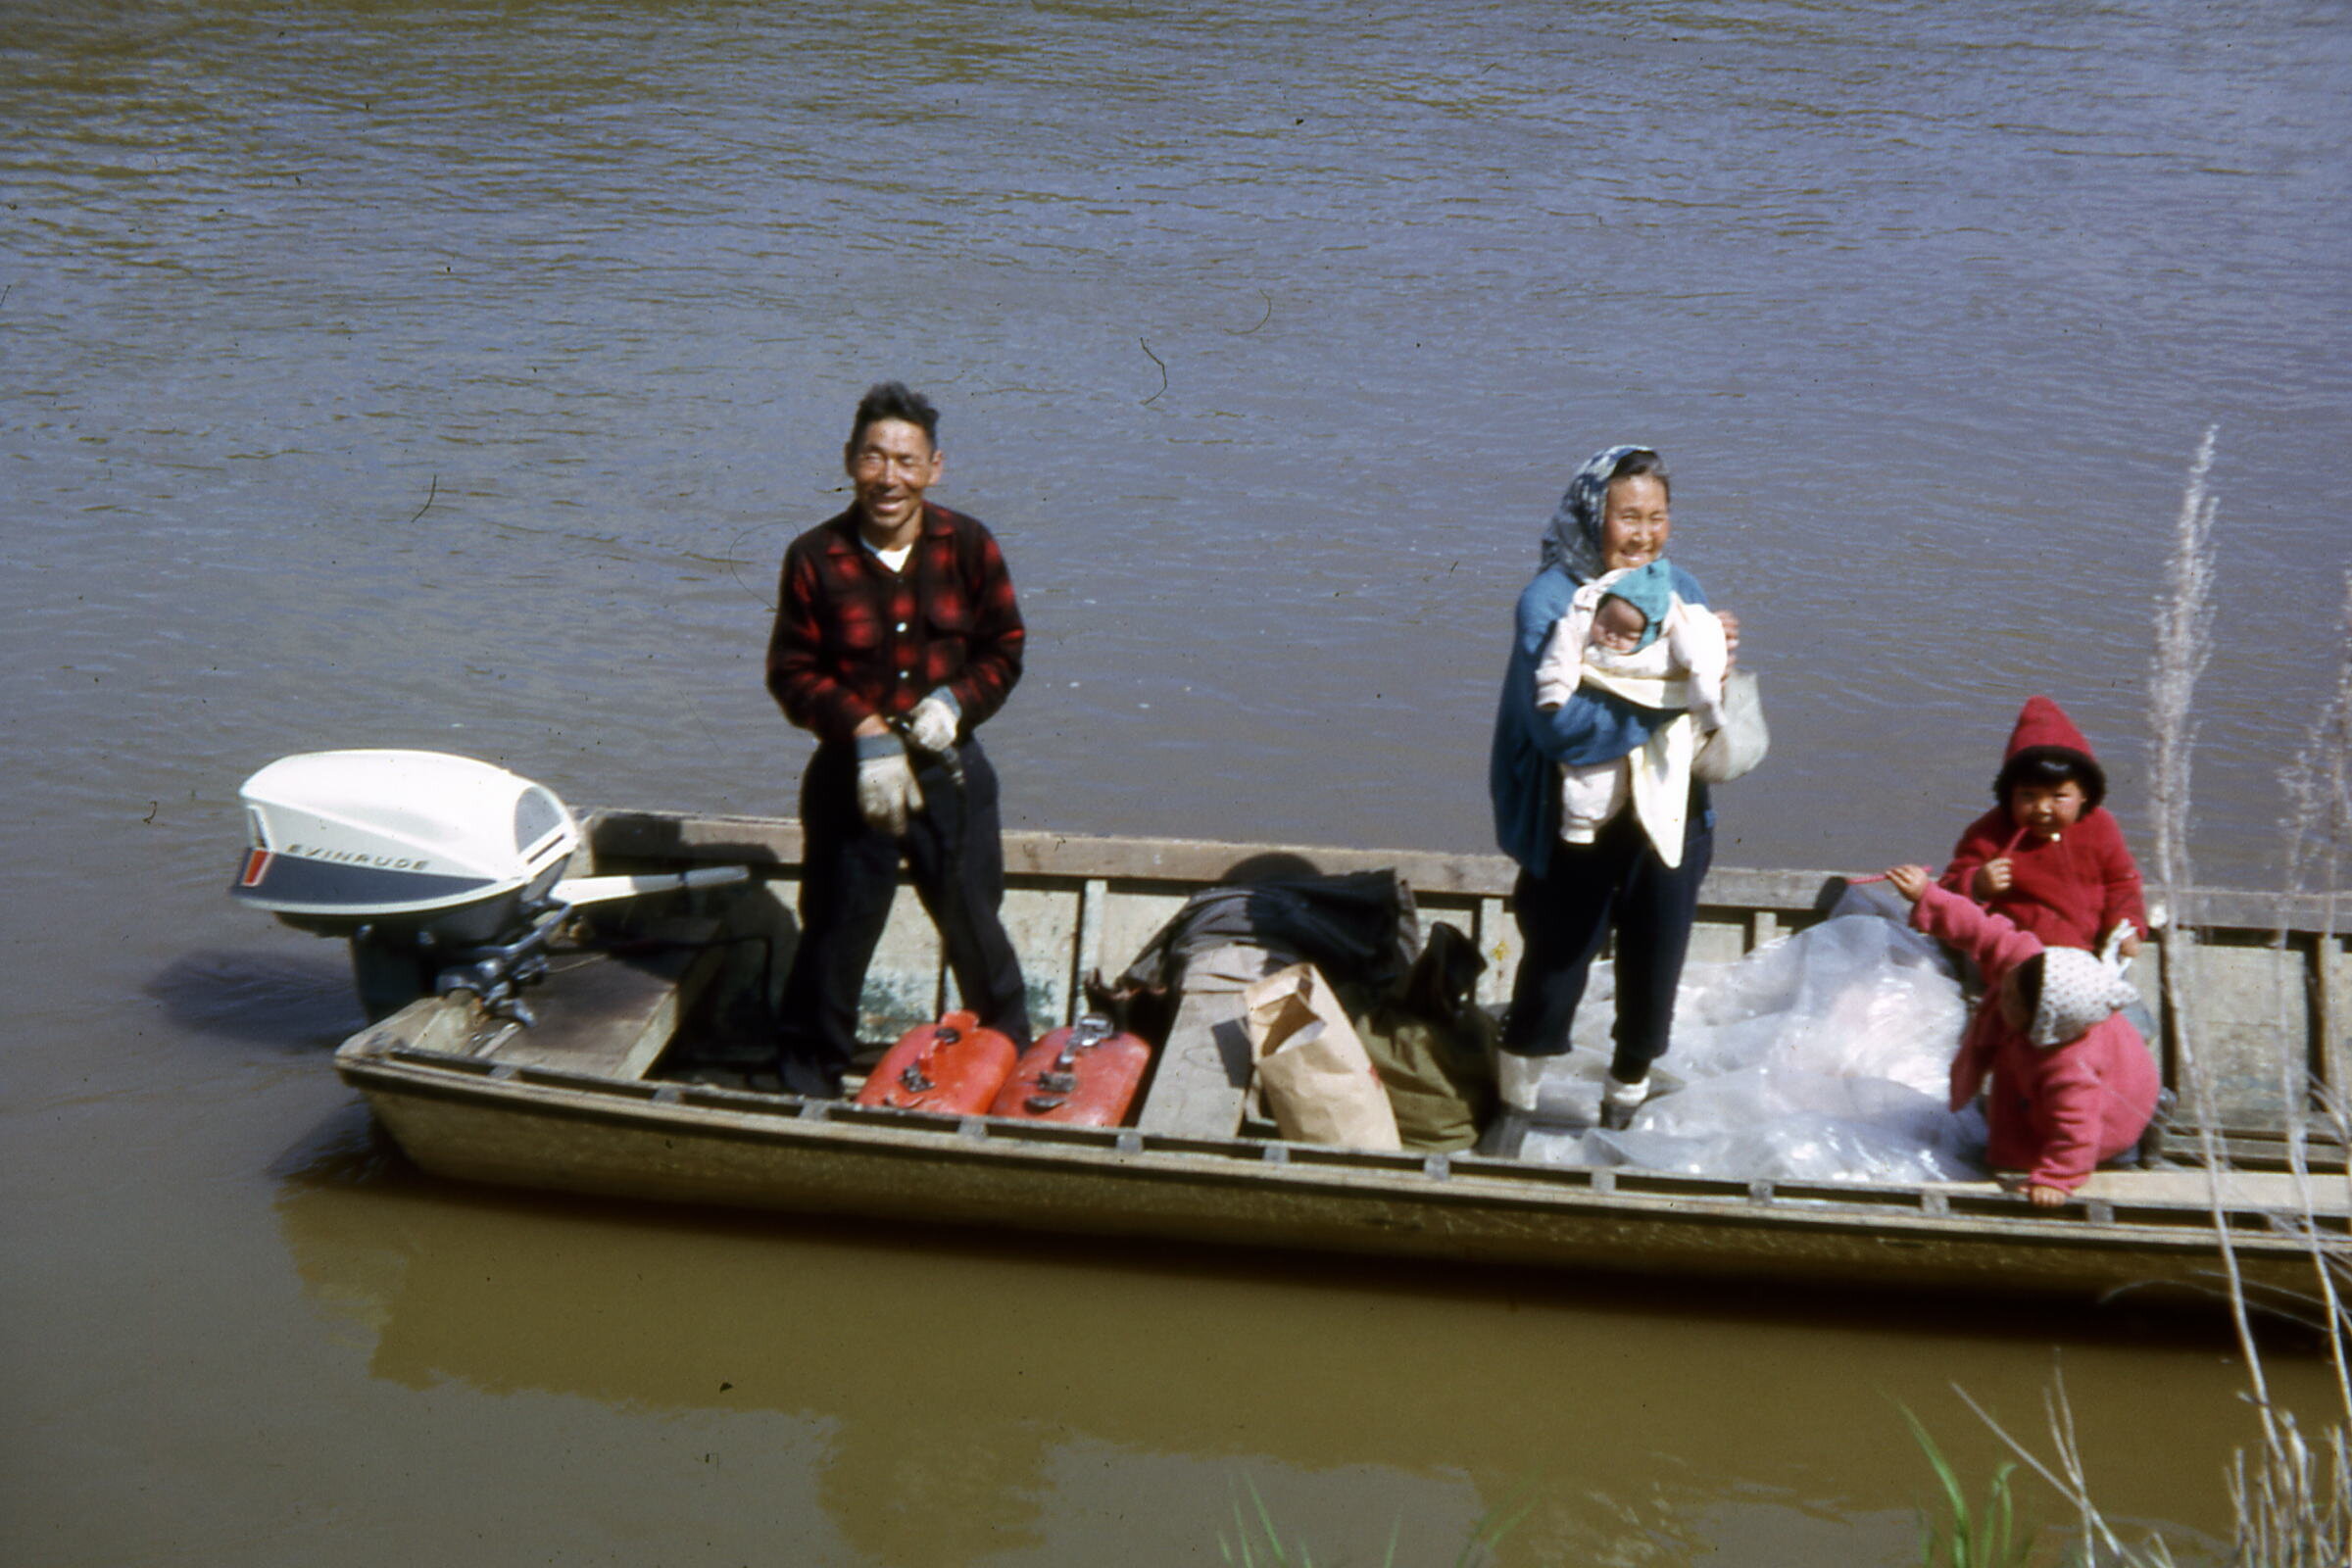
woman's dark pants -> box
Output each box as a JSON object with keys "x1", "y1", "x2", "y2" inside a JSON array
[
  {"x1": 1501, "y1": 807, "x2": 1713, "y2": 1084},
  {"x1": 774, "y1": 737, "x2": 1031, "y2": 1097}
]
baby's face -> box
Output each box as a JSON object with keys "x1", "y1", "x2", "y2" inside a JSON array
[{"x1": 1590, "y1": 595, "x2": 1647, "y2": 653}]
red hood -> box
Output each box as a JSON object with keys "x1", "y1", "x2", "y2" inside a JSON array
[{"x1": 2004, "y1": 696, "x2": 2097, "y2": 763}]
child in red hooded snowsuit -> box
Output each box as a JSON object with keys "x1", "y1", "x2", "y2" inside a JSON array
[
  {"x1": 1886, "y1": 865, "x2": 2159, "y2": 1203},
  {"x1": 1940, "y1": 696, "x2": 2148, "y2": 956}
]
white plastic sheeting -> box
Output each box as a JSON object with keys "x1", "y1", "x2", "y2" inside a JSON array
[{"x1": 1511, "y1": 892, "x2": 1987, "y2": 1183}]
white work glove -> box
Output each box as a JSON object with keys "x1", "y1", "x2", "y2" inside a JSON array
[
  {"x1": 906, "y1": 692, "x2": 959, "y2": 754},
  {"x1": 855, "y1": 743, "x2": 924, "y2": 837}
]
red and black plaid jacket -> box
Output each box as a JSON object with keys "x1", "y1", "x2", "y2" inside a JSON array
[{"x1": 765, "y1": 503, "x2": 1025, "y2": 746}]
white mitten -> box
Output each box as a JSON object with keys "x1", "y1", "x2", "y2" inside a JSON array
[{"x1": 856, "y1": 746, "x2": 923, "y2": 836}]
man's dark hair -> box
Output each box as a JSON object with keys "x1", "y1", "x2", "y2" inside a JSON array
[
  {"x1": 847, "y1": 381, "x2": 940, "y2": 455},
  {"x1": 1994, "y1": 747, "x2": 2107, "y2": 811},
  {"x1": 1609, "y1": 448, "x2": 1671, "y2": 502}
]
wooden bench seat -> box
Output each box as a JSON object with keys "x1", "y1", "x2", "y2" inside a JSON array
[{"x1": 482, "y1": 940, "x2": 722, "y2": 1081}]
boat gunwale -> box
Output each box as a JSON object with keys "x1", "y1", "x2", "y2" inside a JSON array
[
  {"x1": 335, "y1": 1034, "x2": 2343, "y2": 1260},
  {"x1": 584, "y1": 806, "x2": 2352, "y2": 935}
]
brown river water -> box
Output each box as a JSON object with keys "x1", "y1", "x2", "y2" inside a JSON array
[{"x1": 6, "y1": 1, "x2": 2350, "y2": 1561}]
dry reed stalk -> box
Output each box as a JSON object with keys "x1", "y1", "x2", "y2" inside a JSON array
[
  {"x1": 1952, "y1": 1371, "x2": 2178, "y2": 1566},
  {"x1": 2147, "y1": 425, "x2": 2220, "y2": 913},
  {"x1": 2140, "y1": 429, "x2": 2282, "y2": 1427},
  {"x1": 2271, "y1": 571, "x2": 2352, "y2": 1441},
  {"x1": 2274, "y1": 570, "x2": 2352, "y2": 1198},
  {"x1": 2279, "y1": 571, "x2": 2352, "y2": 916},
  {"x1": 2244, "y1": 567, "x2": 2352, "y2": 1567}
]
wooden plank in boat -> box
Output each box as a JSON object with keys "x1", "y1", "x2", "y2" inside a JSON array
[
  {"x1": 1929, "y1": 1168, "x2": 2352, "y2": 1218},
  {"x1": 2110, "y1": 1167, "x2": 2352, "y2": 1214},
  {"x1": 1686, "y1": 915, "x2": 1749, "y2": 969},
  {"x1": 484, "y1": 944, "x2": 718, "y2": 1080},
  {"x1": 373, "y1": 993, "x2": 501, "y2": 1058},
  {"x1": 1095, "y1": 889, "x2": 1189, "y2": 987},
  {"x1": 1134, "y1": 944, "x2": 1281, "y2": 1140},
  {"x1": 2322, "y1": 935, "x2": 2351, "y2": 1104},
  {"x1": 723, "y1": 874, "x2": 1081, "y2": 1038},
  {"x1": 2144, "y1": 1119, "x2": 2350, "y2": 1173},
  {"x1": 860, "y1": 895, "x2": 943, "y2": 1045},
  {"x1": 705, "y1": 877, "x2": 799, "y2": 1021},
  {"x1": 1474, "y1": 896, "x2": 1517, "y2": 1011},
  {"x1": 2174, "y1": 933, "x2": 2308, "y2": 1127},
  {"x1": 1003, "y1": 886, "x2": 1080, "y2": 1030},
  {"x1": 2132, "y1": 933, "x2": 2169, "y2": 1090}
]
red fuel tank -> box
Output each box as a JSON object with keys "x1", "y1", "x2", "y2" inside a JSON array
[
  {"x1": 854, "y1": 1010, "x2": 1018, "y2": 1115},
  {"x1": 989, "y1": 1013, "x2": 1153, "y2": 1127}
]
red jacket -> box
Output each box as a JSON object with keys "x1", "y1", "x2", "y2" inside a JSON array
[
  {"x1": 1914, "y1": 885, "x2": 2159, "y2": 1191},
  {"x1": 765, "y1": 504, "x2": 1024, "y2": 746},
  {"x1": 1940, "y1": 805, "x2": 2146, "y2": 952},
  {"x1": 1938, "y1": 697, "x2": 2147, "y2": 951}
]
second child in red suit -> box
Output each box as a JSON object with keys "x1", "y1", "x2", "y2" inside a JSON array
[
  {"x1": 1884, "y1": 865, "x2": 2158, "y2": 1204},
  {"x1": 1939, "y1": 696, "x2": 2147, "y2": 957}
]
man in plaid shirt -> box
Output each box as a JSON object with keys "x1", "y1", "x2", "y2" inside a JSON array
[{"x1": 764, "y1": 382, "x2": 1031, "y2": 1096}]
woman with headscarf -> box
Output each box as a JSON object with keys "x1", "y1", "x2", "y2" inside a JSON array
[{"x1": 1488, "y1": 445, "x2": 1738, "y2": 1130}]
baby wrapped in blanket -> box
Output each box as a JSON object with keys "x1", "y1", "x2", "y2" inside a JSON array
[{"x1": 1533, "y1": 560, "x2": 1730, "y2": 867}]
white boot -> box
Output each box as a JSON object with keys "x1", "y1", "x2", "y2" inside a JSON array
[
  {"x1": 1598, "y1": 1072, "x2": 1650, "y2": 1131},
  {"x1": 1495, "y1": 1050, "x2": 1549, "y2": 1114}
]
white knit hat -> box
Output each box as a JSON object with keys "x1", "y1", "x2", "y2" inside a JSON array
[{"x1": 2030, "y1": 948, "x2": 2140, "y2": 1047}]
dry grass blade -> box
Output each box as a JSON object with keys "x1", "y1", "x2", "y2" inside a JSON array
[
  {"x1": 2278, "y1": 570, "x2": 2352, "y2": 912},
  {"x1": 2237, "y1": 564, "x2": 2352, "y2": 1568}
]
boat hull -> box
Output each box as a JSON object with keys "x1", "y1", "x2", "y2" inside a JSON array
[{"x1": 339, "y1": 1042, "x2": 2335, "y2": 1305}]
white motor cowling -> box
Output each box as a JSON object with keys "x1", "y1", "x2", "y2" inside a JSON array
[
  {"x1": 232, "y1": 750, "x2": 581, "y2": 940},
  {"x1": 231, "y1": 750, "x2": 748, "y2": 1021}
]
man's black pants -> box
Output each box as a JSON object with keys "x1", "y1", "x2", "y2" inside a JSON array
[
  {"x1": 1500, "y1": 805, "x2": 1713, "y2": 1084},
  {"x1": 774, "y1": 737, "x2": 1032, "y2": 1097}
]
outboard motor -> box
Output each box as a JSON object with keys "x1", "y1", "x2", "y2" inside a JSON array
[{"x1": 231, "y1": 750, "x2": 747, "y2": 1021}]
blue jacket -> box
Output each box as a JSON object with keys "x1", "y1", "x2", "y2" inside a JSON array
[{"x1": 1489, "y1": 563, "x2": 1713, "y2": 877}]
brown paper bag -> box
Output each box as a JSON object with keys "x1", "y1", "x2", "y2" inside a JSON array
[{"x1": 1243, "y1": 962, "x2": 1402, "y2": 1151}]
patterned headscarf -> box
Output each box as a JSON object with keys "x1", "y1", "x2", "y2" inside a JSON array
[
  {"x1": 2028, "y1": 947, "x2": 2141, "y2": 1047},
  {"x1": 1542, "y1": 443, "x2": 1647, "y2": 583}
]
